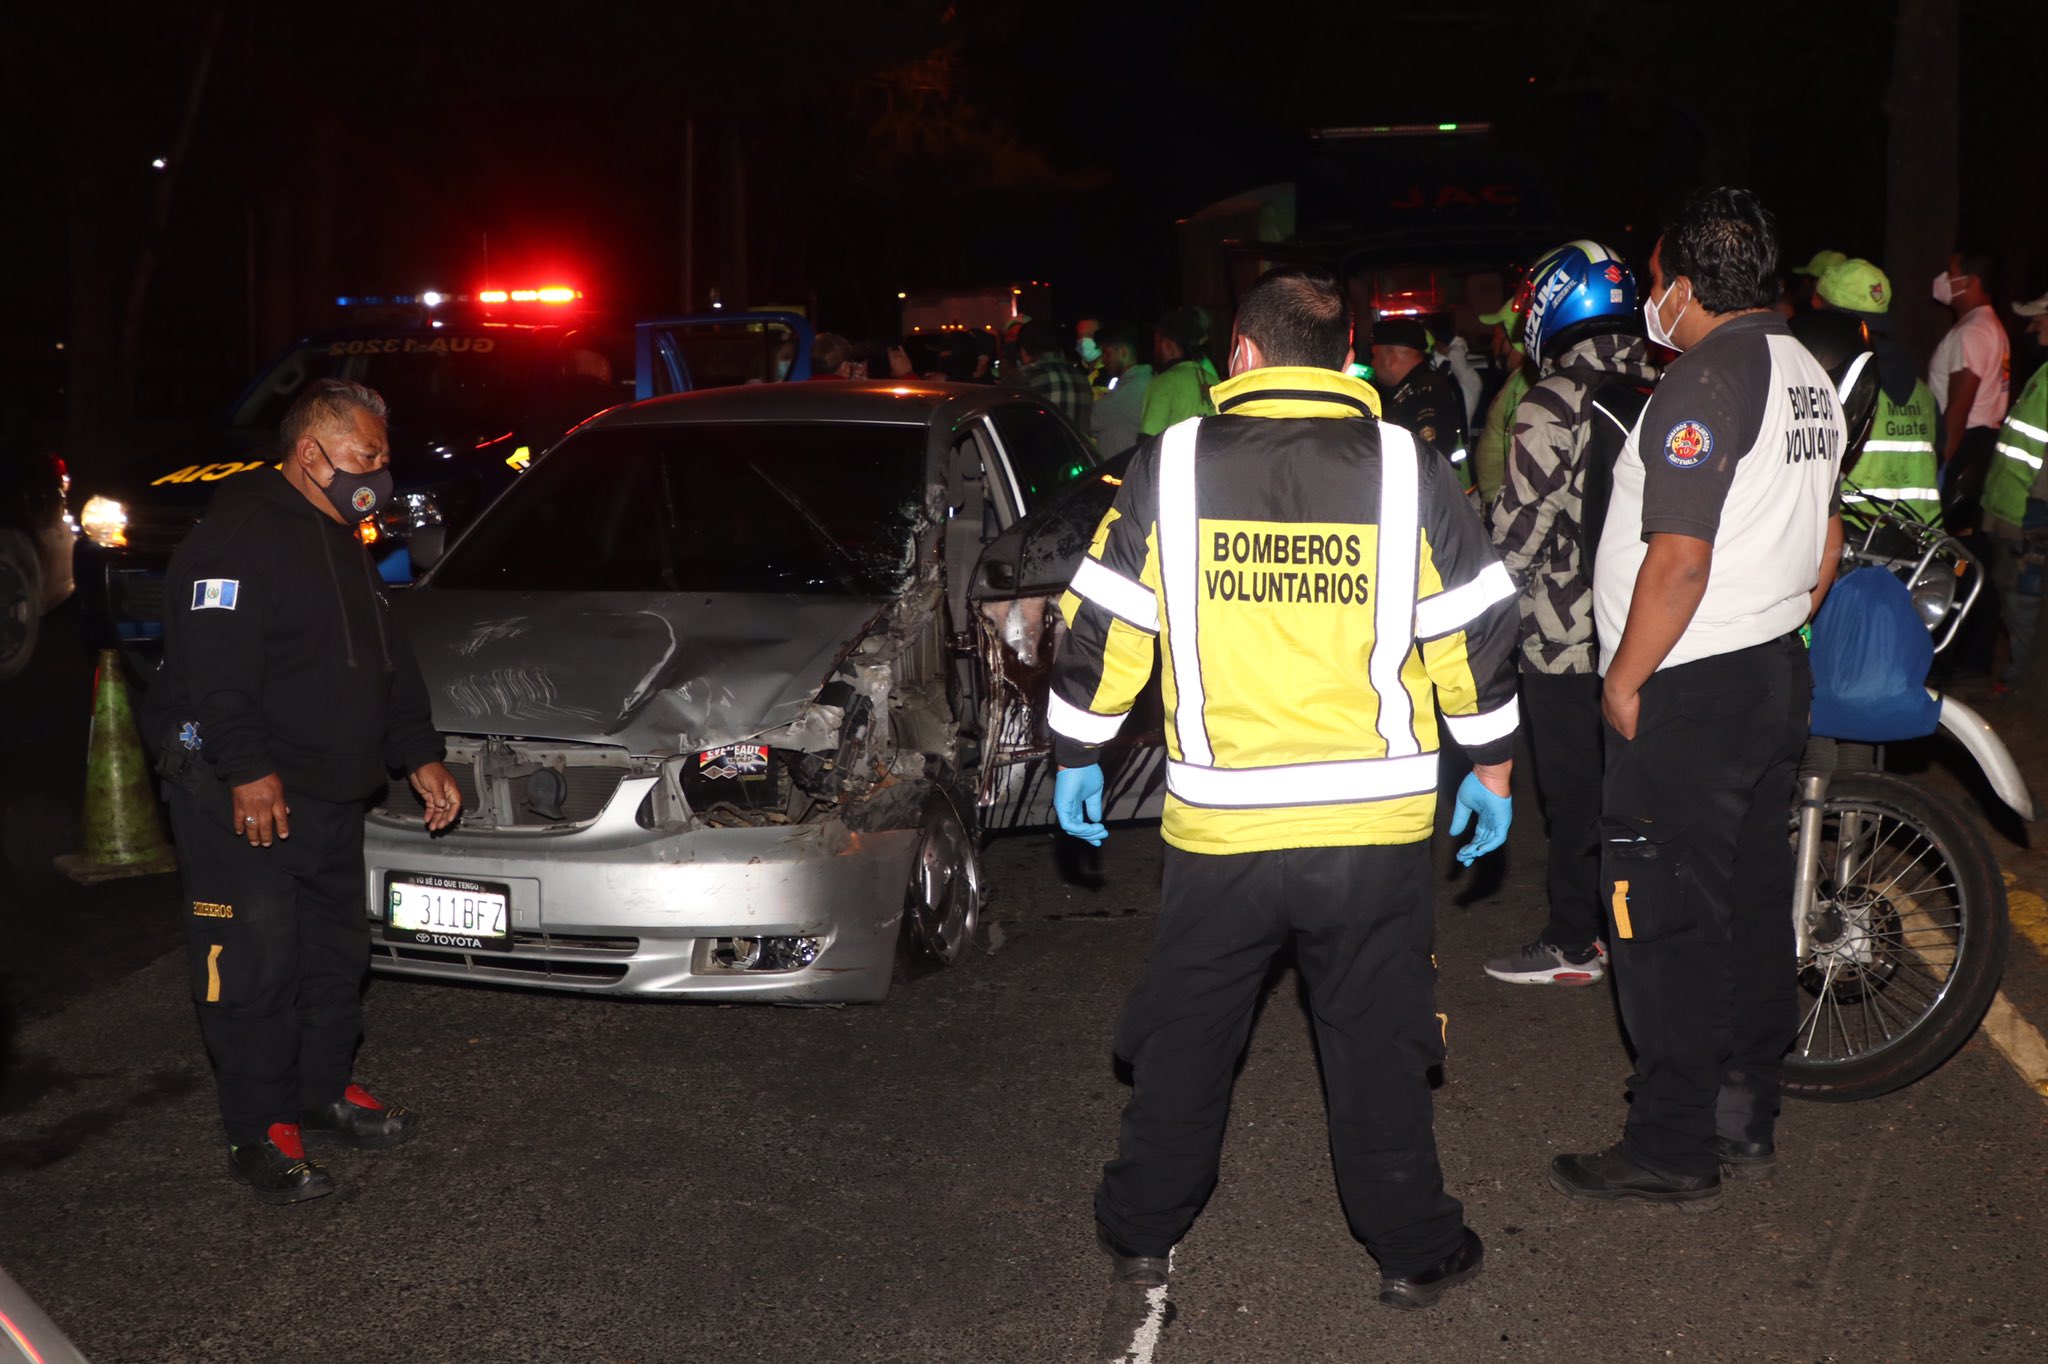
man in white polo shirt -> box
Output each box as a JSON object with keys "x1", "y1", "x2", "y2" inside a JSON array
[
  {"x1": 1550, "y1": 188, "x2": 1845, "y2": 1209},
  {"x1": 1930, "y1": 247, "x2": 2012, "y2": 531}
]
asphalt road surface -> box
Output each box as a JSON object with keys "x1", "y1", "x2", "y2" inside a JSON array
[{"x1": 5, "y1": 606, "x2": 2047, "y2": 1364}]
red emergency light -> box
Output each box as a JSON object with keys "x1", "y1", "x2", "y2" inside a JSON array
[{"x1": 476, "y1": 285, "x2": 582, "y2": 306}]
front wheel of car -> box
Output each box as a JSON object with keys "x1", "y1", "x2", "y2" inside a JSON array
[
  {"x1": 0, "y1": 530, "x2": 44, "y2": 682},
  {"x1": 894, "y1": 788, "x2": 985, "y2": 981}
]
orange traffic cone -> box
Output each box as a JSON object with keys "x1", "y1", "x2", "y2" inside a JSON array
[{"x1": 54, "y1": 649, "x2": 178, "y2": 883}]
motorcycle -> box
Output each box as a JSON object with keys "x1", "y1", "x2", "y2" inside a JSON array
[{"x1": 1778, "y1": 335, "x2": 2034, "y2": 1101}]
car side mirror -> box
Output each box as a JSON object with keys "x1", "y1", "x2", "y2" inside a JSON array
[
  {"x1": 980, "y1": 558, "x2": 1018, "y2": 593},
  {"x1": 410, "y1": 525, "x2": 447, "y2": 572}
]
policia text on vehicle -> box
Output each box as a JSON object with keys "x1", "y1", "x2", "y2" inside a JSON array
[
  {"x1": 1048, "y1": 266, "x2": 1520, "y2": 1311},
  {"x1": 144, "y1": 378, "x2": 463, "y2": 1205}
]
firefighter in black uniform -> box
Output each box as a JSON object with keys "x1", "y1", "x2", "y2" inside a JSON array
[
  {"x1": 1049, "y1": 267, "x2": 1521, "y2": 1310},
  {"x1": 147, "y1": 378, "x2": 461, "y2": 1205},
  {"x1": 1372, "y1": 317, "x2": 1472, "y2": 486}
]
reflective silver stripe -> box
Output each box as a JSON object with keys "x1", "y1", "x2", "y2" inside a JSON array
[
  {"x1": 1047, "y1": 692, "x2": 1127, "y2": 745},
  {"x1": 1414, "y1": 559, "x2": 1515, "y2": 639},
  {"x1": 1447, "y1": 445, "x2": 1469, "y2": 463},
  {"x1": 1835, "y1": 350, "x2": 1872, "y2": 406},
  {"x1": 1167, "y1": 753, "x2": 1440, "y2": 808},
  {"x1": 1860, "y1": 439, "x2": 1936, "y2": 453},
  {"x1": 1070, "y1": 557, "x2": 1159, "y2": 633},
  {"x1": 2008, "y1": 415, "x2": 2048, "y2": 443},
  {"x1": 1845, "y1": 486, "x2": 1941, "y2": 501},
  {"x1": 1591, "y1": 400, "x2": 1631, "y2": 436},
  {"x1": 1371, "y1": 424, "x2": 1422, "y2": 758},
  {"x1": 1442, "y1": 697, "x2": 1520, "y2": 747},
  {"x1": 1995, "y1": 441, "x2": 2046, "y2": 470},
  {"x1": 1156, "y1": 419, "x2": 1212, "y2": 766}
]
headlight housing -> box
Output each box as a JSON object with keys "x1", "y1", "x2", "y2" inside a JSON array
[
  {"x1": 1908, "y1": 569, "x2": 1958, "y2": 632},
  {"x1": 360, "y1": 491, "x2": 445, "y2": 547},
  {"x1": 80, "y1": 495, "x2": 128, "y2": 548}
]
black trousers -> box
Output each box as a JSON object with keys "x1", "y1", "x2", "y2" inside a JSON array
[
  {"x1": 168, "y1": 786, "x2": 372, "y2": 1145},
  {"x1": 1521, "y1": 669, "x2": 1605, "y2": 952},
  {"x1": 1942, "y1": 425, "x2": 1999, "y2": 536},
  {"x1": 1095, "y1": 841, "x2": 1463, "y2": 1276},
  {"x1": 1600, "y1": 635, "x2": 1809, "y2": 1177}
]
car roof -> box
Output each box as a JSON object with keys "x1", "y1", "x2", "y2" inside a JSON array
[{"x1": 585, "y1": 379, "x2": 1020, "y2": 430}]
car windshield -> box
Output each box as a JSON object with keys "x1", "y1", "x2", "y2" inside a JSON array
[
  {"x1": 428, "y1": 421, "x2": 926, "y2": 596},
  {"x1": 230, "y1": 333, "x2": 534, "y2": 430}
]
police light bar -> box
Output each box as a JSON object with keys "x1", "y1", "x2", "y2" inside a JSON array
[
  {"x1": 477, "y1": 285, "x2": 582, "y2": 305},
  {"x1": 335, "y1": 286, "x2": 584, "y2": 308}
]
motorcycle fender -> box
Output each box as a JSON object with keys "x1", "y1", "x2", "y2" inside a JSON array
[{"x1": 1933, "y1": 691, "x2": 2036, "y2": 821}]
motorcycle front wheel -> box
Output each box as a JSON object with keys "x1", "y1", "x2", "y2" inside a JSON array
[{"x1": 1781, "y1": 773, "x2": 2009, "y2": 1102}]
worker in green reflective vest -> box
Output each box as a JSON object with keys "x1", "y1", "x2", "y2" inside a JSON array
[
  {"x1": 1812, "y1": 259, "x2": 1943, "y2": 526},
  {"x1": 1981, "y1": 291, "x2": 2048, "y2": 679},
  {"x1": 1472, "y1": 303, "x2": 1531, "y2": 508}
]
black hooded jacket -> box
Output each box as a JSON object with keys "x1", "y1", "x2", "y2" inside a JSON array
[{"x1": 147, "y1": 468, "x2": 443, "y2": 802}]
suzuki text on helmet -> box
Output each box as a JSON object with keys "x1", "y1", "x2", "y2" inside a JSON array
[{"x1": 1521, "y1": 240, "x2": 1641, "y2": 361}]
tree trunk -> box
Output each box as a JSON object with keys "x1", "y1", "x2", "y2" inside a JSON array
[
  {"x1": 65, "y1": 195, "x2": 119, "y2": 476},
  {"x1": 1883, "y1": 0, "x2": 1959, "y2": 371}
]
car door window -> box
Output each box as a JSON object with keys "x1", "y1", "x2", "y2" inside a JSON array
[
  {"x1": 988, "y1": 404, "x2": 1094, "y2": 512},
  {"x1": 948, "y1": 423, "x2": 1016, "y2": 546}
]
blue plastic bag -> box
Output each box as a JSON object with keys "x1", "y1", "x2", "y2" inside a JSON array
[{"x1": 1809, "y1": 567, "x2": 1941, "y2": 742}]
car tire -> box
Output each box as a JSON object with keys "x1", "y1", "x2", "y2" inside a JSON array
[
  {"x1": 892, "y1": 786, "x2": 986, "y2": 985},
  {"x1": 0, "y1": 529, "x2": 44, "y2": 682}
]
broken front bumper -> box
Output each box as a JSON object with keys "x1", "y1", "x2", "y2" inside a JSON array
[{"x1": 362, "y1": 776, "x2": 919, "y2": 1002}]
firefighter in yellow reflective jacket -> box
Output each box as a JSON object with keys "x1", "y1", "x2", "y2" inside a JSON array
[{"x1": 1048, "y1": 266, "x2": 1520, "y2": 1311}]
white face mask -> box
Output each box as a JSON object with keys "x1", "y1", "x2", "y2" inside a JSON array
[
  {"x1": 1644, "y1": 280, "x2": 1689, "y2": 351},
  {"x1": 1076, "y1": 336, "x2": 1102, "y2": 365},
  {"x1": 1932, "y1": 271, "x2": 1959, "y2": 306}
]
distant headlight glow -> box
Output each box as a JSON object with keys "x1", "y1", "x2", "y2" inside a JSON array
[{"x1": 81, "y1": 495, "x2": 128, "y2": 548}]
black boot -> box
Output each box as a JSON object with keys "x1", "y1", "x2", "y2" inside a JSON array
[
  {"x1": 1549, "y1": 1143, "x2": 1723, "y2": 1210},
  {"x1": 1717, "y1": 1136, "x2": 1776, "y2": 1181},
  {"x1": 1378, "y1": 1227, "x2": 1485, "y2": 1310},
  {"x1": 1096, "y1": 1223, "x2": 1169, "y2": 1289},
  {"x1": 227, "y1": 1124, "x2": 336, "y2": 1205},
  {"x1": 300, "y1": 1084, "x2": 422, "y2": 1150}
]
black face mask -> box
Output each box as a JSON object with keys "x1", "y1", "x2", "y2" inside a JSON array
[{"x1": 313, "y1": 438, "x2": 394, "y2": 522}]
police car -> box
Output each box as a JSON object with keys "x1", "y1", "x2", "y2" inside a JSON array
[{"x1": 73, "y1": 288, "x2": 812, "y2": 662}]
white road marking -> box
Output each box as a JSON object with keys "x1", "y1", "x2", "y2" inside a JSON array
[{"x1": 1105, "y1": 1249, "x2": 1173, "y2": 1364}]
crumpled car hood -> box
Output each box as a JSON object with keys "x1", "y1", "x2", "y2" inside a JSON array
[{"x1": 392, "y1": 589, "x2": 890, "y2": 754}]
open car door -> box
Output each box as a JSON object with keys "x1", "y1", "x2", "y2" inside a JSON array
[
  {"x1": 634, "y1": 311, "x2": 815, "y2": 397},
  {"x1": 965, "y1": 451, "x2": 1167, "y2": 830}
]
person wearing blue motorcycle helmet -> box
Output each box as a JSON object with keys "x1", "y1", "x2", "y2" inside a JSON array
[{"x1": 1483, "y1": 241, "x2": 1659, "y2": 989}]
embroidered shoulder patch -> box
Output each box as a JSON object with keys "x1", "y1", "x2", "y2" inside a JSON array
[
  {"x1": 191, "y1": 578, "x2": 240, "y2": 610},
  {"x1": 1663, "y1": 421, "x2": 1714, "y2": 469},
  {"x1": 192, "y1": 901, "x2": 234, "y2": 919}
]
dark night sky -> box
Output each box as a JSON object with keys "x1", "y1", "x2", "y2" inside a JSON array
[{"x1": 4, "y1": 0, "x2": 2046, "y2": 428}]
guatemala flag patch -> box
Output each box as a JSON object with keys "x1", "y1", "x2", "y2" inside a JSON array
[{"x1": 191, "y1": 578, "x2": 240, "y2": 610}]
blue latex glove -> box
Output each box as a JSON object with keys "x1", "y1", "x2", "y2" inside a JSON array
[
  {"x1": 1448, "y1": 771, "x2": 1512, "y2": 865},
  {"x1": 1054, "y1": 764, "x2": 1107, "y2": 846}
]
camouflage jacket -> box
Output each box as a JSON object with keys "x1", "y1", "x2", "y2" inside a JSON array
[{"x1": 1487, "y1": 333, "x2": 1659, "y2": 675}]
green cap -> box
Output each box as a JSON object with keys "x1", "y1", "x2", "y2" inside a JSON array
[
  {"x1": 1793, "y1": 249, "x2": 1848, "y2": 278},
  {"x1": 1816, "y1": 258, "x2": 1891, "y2": 314}
]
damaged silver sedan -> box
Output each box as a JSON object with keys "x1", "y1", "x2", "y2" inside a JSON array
[{"x1": 365, "y1": 380, "x2": 1104, "y2": 1001}]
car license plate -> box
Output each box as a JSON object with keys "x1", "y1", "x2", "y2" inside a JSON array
[{"x1": 383, "y1": 873, "x2": 513, "y2": 952}]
